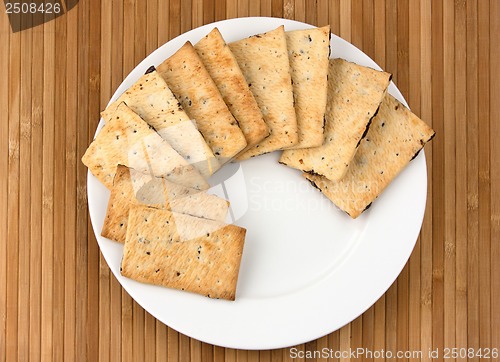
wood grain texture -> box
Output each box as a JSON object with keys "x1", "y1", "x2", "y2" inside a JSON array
[{"x1": 0, "y1": 1, "x2": 498, "y2": 360}]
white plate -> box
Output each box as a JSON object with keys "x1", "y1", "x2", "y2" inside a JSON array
[{"x1": 88, "y1": 17, "x2": 428, "y2": 350}]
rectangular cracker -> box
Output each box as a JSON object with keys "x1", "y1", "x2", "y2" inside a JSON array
[
  {"x1": 280, "y1": 58, "x2": 392, "y2": 181},
  {"x1": 102, "y1": 165, "x2": 230, "y2": 243},
  {"x1": 82, "y1": 102, "x2": 209, "y2": 190},
  {"x1": 194, "y1": 28, "x2": 270, "y2": 155},
  {"x1": 102, "y1": 69, "x2": 219, "y2": 178},
  {"x1": 285, "y1": 26, "x2": 331, "y2": 149},
  {"x1": 121, "y1": 205, "x2": 246, "y2": 300},
  {"x1": 304, "y1": 94, "x2": 435, "y2": 218},
  {"x1": 229, "y1": 26, "x2": 298, "y2": 159},
  {"x1": 156, "y1": 42, "x2": 247, "y2": 163}
]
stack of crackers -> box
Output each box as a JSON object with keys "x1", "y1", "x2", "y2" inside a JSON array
[{"x1": 82, "y1": 24, "x2": 434, "y2": 301}]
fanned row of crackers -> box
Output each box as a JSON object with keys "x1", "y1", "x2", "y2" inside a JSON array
[
  {"x1": 82, "y1": 23, "x2": 434, "y2": 300},
  {"x1": 279, "y1": 58, "x2": 435, "y2": 218}
]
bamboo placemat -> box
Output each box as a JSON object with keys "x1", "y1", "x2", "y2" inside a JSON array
[{"x1": 0, "y1": 0, "x2": 499, "y2": 360}]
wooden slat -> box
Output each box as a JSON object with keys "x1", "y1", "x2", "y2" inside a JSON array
[
  {"x1": 271, "y1": 0, "x2": 283, "y2": 18},
  {"x1": 98, "y1": 253, "x2": 111, "y2": 362},
  {"x1": 18, "y1": 12, "x2": 32, "y2": 362},
  {"x1": 144, "y1": 309, "x2": 157, "y2": 361},
  {"x1": 271, "y1": 348, "x2": 283, "y2": 362},
  {"x1": 466, "y1": 2, "x2": 480, "y2": 360},
  {"x1": 237, "y1": 0, "x2": 249, "y2": 17},
  {"x1": 339, "y1": 0, "x2": 351, "y2": 41},
  {"x1": 41, "y1": 12, "x2": 56, "y2": 362},
  {"x1": 328, "y1": 0, "x2": 340, "y2": 36},
  {"x1": 190, "y1": 337, "x2": 201, "y2": 362},
  {"x1": 0, "y1": 6, "x2": 10, "y2": 360},
  {"x1": 431, "y1": 0, "x2": 445, "y2": 360},
  {"x1": 249, "y1": 0, "x2": 260, "y2": 17},
  {"x1": 203, "y1": 0, "x2": 215, "y2": 25},
  {"x1": 316, "y1": 0, "x2": 328, "y2": 26},
  {"x1": 350, "y1": 0, "x2": 362, "y2": 49},
  {"x1": 260, "y1": 0, "x2": 271, "y2": 17},
  {"x1": 167, "y1": 327, "x2": 179, "y2": 361},
  {"x1": 214, "y1": 0, "x2": 226, "y2": 21},
  {"x1": 362, "y1": 0, "x2": 374, "y2": 60},
  {"x1": 396, "y1": 1, "x2": 410, "y2": 359},
  {"x1": 147, "y1": 0, "x2": 159, "y2": 53},
  {"x1": 213, "y1": 345, "x2": 225, "y2": 362},
  {"x1": 224, "y1": 347, "x2": 236, "y2": 362},
  {"x1": 489, "y1": 0, "x2": 500, "y2": 356},
  {"x1": 454, "y1": 0, "x2": 468, "y2": 359},
  {"x1": 98, "y1": 1, "x2": 112, "y2": 361},
  {"x1": 293, "y1": 0, "x2": 304, "y2": 23},
  {"x1": 385, "y1": 282, "x2": 398, "y2": 360},
  {"x1": 201, "y1": 342, "x2": 213, "y2": 362},
  {"x1": 121, "y1": 291, "x2": 133, "y2": 362},
  {"x1": 63, "y1": 5, "x2": 78, "y2": 361},
  {"x1": 180, "y1": 0, "x2": 192, "y2": 33},
  {"x1": 158, "y1": 0, "x2": 169, "y2": 45},
  {"x1": 419, "y1": 0, "x2": 433, "y2": 361},
  {"x1": 192, "y1": 0, "x2": 203, "y2": 28},
  {"x1": 0, "y1": 1, "x2": 498, "y2": 360},
  {"x1": 121, "y1": 3, "x2": 135, "y2": 360},
  {"x1": 373, "y1": 0, "x2": 385, "y2": 67},
  {"x1": 477, "y1": 0, "x2": 491, "y2": 356},
  {"x1": 123, "y1": 0, "x2": 136, "y2": 75},
  {"x1": 384, "y1": 2, "x2": 398, "y2": 358},
  {"x1": 53, "y1": 10, "x2": 67, "y2": 362},
  {"x1": 6, "y1": 13, "x2": 21, "y2": 362},
  {"x1": 248, "y1": 349, "x2": 260, "y2": 362},
  {"x1": 87, "y1": 0, "x2": 101, "y2": 361},
  {"x1": 339, "y1": 326, "x2": 350, "y2": 362},
  {"x1": 408, "y1": 2, "x2": 422, "y2": 360},
  {"x1": 373, "y1": 297, "x2": 386, "y2": 361},
  {"x1": 304, "y1": 0, "x2": 316, "y2": 25},
  {"x1": 362, "y1": 306, "x2": 374, "y2": 362},
  {"x1": 108, "y1": 2, "x2": 124, "y2": 361},
  {"x1": 442, "y1": 0, "x2": 456, "y2": 360},
  {"x1": 75, "y1": 0, "x2": 90, "y2": 360},
  {"x1": 179, "y1": 333, "x2": 190, "y2": 362},
  {"x1": 156, "y1": 319, "x2": 168, "y2": 361},
  {"x1": 132, "y1": 0, "x2": 147, "y2": 359},
  {"x1": 385, "y1": 0, "x2": 397, "y2": 77},
  {"x1": 226, "y1": 0, "x2": 237, "y2": 19}
]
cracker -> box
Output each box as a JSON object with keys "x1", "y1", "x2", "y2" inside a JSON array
[
  {"x1": 285, "y1": 26, "x2": 331, "y2": 149},
  {"x1": 280, "y1": 58, "x2": 392, "y2": 180},
  {"x1": 157, "y1": 42, "x2": 247, "y2": 163},
  {"x1": 303, "y1": 94, "x2": 435, "y2": 218},
  {"x1": 121, "y1": 205, "x2": 246, "y2": 300},
  {"x1": 102, "y1": 165, "x2": 230, "y2": 243},
  {"x1": 229, "y1": 26, "x2": 298, "y2": 159},
  {"x1": 82, "y1": 102, "x2": 209, "y2": 190},
  {"x1": 102, "y1": 69, "x2": 219, "y2": 178},
  {"x1": 194, "y1": 28, "x2": 270, "y2": 155}
]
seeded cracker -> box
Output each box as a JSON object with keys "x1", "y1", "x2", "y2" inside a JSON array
[
  {"x1": 157, "y1": 42, "x2": 247, "y2": 164},
  {"x1": 81, "y1": 102, "x2": 209, "y2": 190},
  {"x1": 285, "y1": 25, "x2": 331, "y2": 149},
  {"x1": 102, "y1": 165, "x2": 230, "y2": 243},
  {"x1": 194, "y1": 28, "x2": 270, "y2": 155},
  {"x1": 280, "y1": 58, "x2": 392, "y2": 181},
  {"x1": 304, "y1": 94, "x2": 435, "y2": 218},
  {"x1": 229, "y1": 26, "x2": 298, "y2": 159},
  {"x1": 121, "y1": 205, "x2": 246, "y2": 300},
  {"x1": 101, "y1": 69, "x2": 219, "y2": 178}
]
